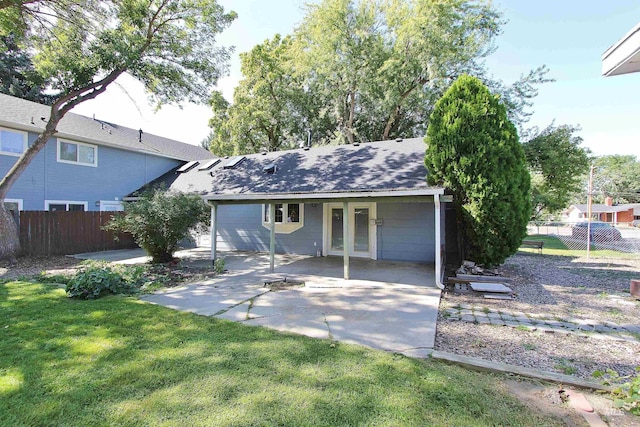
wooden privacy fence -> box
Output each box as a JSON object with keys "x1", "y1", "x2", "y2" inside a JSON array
[{"x1": 19, "y1": 211, "x2": 138, "y2": 256}]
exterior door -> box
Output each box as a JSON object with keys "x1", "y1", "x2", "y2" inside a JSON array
[{"x1": 326, "y1": 203, "x2": 376, "y2": 258}]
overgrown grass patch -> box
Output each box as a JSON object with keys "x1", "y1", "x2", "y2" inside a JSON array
[{"x1": 0, "y1": 281, "x2": 566, "y2": 426}]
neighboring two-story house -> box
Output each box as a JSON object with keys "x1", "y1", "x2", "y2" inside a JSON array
[{"x1": 0, "y1": 93, "x2": 214, "y2": 222}]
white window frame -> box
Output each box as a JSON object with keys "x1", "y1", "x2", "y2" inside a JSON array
[
  {"x1": 0, "y1": 127, "x2": 27, "y2": 157},
  {"x1": 99, "y1": 200, "x2": 124, "y2": 212},
  {"x1": 45, "y1": 200, "x2": 88, "y2": 212},
  {"x1": 57, "y1": 139, "x2": 98, "y2": 167},
  {"x1": 4, "y1": 198, "x2": 23, "y2": 211},
  {"x1": 261, "y1": 203, "x2": 304, "y2": 234}
]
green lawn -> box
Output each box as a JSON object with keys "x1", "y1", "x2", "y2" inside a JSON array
[
  {"x1": 519, "y1": 234, "x2": 640, "y2": 259},
  {"x1": 0, "y1": 281, "x2": 565, "y2": 426}
]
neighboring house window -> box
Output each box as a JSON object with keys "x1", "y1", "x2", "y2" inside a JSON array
[
  {"x1": 45, "y1": 200, "x2": 88, "y2": 212},
  {"x1": 0, "y1": 128, "x2": 27, "y2": 156},
  {"x1": 262, "y1": 203, "x2": 304, "y2": 234},
  {"x1": 57, "y1": 139, "x2": 97, "y2": 166}
]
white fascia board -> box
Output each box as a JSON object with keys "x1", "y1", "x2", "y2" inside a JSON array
[
  {"x1": 602, "y1": 22, "x2": 640, "y2": 76},
  {"x1": 204, "y1": 188, "x2": 445, "y2": 203}
]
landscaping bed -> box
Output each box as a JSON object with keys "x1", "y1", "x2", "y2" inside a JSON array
[{"x1": 437, "y1": 252, "x2": 640, "y2": 380}]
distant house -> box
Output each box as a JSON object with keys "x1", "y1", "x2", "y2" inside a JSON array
[
  {"x1": 565, "y1": 197, "x2": 640, "y2": 225},
  {"x1": 0, "y1": 93, "x2": 213, "y2": 222},
  {"x1": 135, "y1": 137, "x2": 448, "y2": 282}
]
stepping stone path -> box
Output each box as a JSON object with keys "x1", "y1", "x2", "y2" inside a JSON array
[{"x1": 442, "y1": 302, "x2": 640, "y2": 343}]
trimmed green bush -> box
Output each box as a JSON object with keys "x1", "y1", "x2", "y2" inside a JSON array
[
  {"x1": 104, "y1": 189, "x2": 210, "y2": 263},
  {"x1": 425, "y1": 75, "x2": 531, "y2": 266}
]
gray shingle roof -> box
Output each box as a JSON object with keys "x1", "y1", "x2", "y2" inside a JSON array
[
  {"x1": 139, "y1": 137, "x2": 442, "y2": 200},
  {"x1": 0, "y1": 93, "x2": 214, "y2": 161}
]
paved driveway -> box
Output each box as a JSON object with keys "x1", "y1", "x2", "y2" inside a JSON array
[{"x1": 83, "y1": 249, "x2": 441, "y2": 358}]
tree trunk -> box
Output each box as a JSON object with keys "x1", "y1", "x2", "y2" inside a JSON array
[{"x1": 0, "y1": 203, "x2": 19, "y2": 263}]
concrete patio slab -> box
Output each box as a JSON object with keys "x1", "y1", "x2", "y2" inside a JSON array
[{"x1": 80, "y1": 249, "x2": 442, "y2": 357}]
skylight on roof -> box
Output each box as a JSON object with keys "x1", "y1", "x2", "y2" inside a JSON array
[
  {"x1": 176, "y1": 161, "x2": 199, "y2": 173},
  {"x1": 198, "y1": 159, "x2": 221, "y2": 171},
  {"x1": 223, "y1": 156, "x2": 246, "y2": 169}
]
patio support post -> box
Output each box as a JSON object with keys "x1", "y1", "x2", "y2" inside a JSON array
[
  {"x1": 269, "y1": 202, "x2": 275, "y2": 273},
  {"x1": 343, "y1": 201, "x2": 350, "y2": 280},
  {"x1": 210, "y1": 202, "x2": 218, "y2": 263},
  {"x1": 434, "y1": 194, "x2": 444, "y2": 289}
]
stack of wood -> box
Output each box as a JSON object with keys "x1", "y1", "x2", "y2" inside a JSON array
[{"x1": 447, "y1": 260, "x2": 515, "y2": 300}]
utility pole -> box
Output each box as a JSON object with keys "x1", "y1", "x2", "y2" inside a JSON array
[{"x1": 586, "y1": 165, "x2": 594, "y2": 259}]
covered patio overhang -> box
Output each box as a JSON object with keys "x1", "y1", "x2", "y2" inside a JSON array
[{"x1": 205, "y1": 188, "x2": 446, "y2": 289}]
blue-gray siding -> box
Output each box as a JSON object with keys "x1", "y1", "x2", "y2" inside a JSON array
[
  {"x1": 377, "y1": 202, "x2": 434, "y2": 262},
  {"x1": 216, "y1": 203, "x2": 324, "y2": 256},
  {"x1": 216, "y1": 201, "x2": 435, "y2": 263},
  {"x1": 0, "y1": 131, "x2": 180, "y2": 210}
]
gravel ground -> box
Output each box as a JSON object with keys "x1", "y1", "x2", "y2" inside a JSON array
[{"x1": 436, "y1": 252, "x2": 640, "y2": 380}]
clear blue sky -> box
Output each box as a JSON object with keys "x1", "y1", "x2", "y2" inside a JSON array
[{"x1": 73, "y1": 0, "x2": 640, "y2": 157}]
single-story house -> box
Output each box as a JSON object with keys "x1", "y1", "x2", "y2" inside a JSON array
[
  {"x1": 565, "y1": 197, "x2": 640, "y2": 224},
  {"x1": 135, "y1": 137, "x2": 447, "y2": 285},
  {"x1": 0, "y1": 93, "x2": 213, "y2": 222},
  {"x1": 602, "y1": 21, "x2": 640, "y2": 76}
]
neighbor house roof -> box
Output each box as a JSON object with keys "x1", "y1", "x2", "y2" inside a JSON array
[
  {"x1": 602, "y1": 21, "x2": 640, "y2": 76},
  {"x1": 569, "y1": 203, "x2": 640, "y2": 213},
  {"x1": 133, "y1": 137, "x2": 444, "y2": 202},
  {"x1": 0, "y1": 93, "x2": 213, "y2": 161}
]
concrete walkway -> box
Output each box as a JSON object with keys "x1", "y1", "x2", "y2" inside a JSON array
[{"x1": 133, "y1": 250, "x2": 441, "y2": 358}]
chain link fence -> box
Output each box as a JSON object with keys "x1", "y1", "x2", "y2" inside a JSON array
[{"x1": 527, "y1": 221, "x2": 640, "y2": 258}]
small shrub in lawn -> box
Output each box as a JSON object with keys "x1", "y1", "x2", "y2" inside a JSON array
[
  {"x1": 213, "y1": 258, "x2": 225, "y2": 274},
  {"x1": 65, "y1": 261, "x2": 147, "y2": 299}
]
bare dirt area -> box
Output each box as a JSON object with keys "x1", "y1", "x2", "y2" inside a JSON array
[
  {"x1": 437, "y1": 252, "x2": 640, "y2": 426},
  {"x1": 0, "y1": 255, "x2": 83, "y2": 279},
  {"x1": 0, "y1": 254, "x2": 220, "y2": 287}
]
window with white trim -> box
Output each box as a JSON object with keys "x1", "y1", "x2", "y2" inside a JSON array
[
  {"x1": 57, "y1": 139, "x2": 97, "y2": 166},
  {"x1": 262, "y1": 203, "x2": 304, "y2": 233},
  {"x1": 45, "y1": 200, "x2": 88, "y2": 212},
  {"x1": 0, "y1": 127, "x2": 27, "y2": 156}
]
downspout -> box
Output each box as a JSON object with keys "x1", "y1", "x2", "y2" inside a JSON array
[{"x1": 434, "y1": 193, "x2": 445, "y2": 290}]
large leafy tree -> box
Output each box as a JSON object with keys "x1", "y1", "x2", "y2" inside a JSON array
[
  {"x1": 206, "y1": 0, "x2": 548, "y2": 154},
  {"x1": 0, "y1": 0, "x2": 236, "y2": 261},
  {"x1": 425, "y1": 74, "x2": 530, "y2": 266},
  {"x1": 207, "y1": 34, "x2": 317, "y2": 155},
  {"x1": 523, "y1": 124, "x2": 591, "y2": 219},
  {"x1": 591, "y1": 155, "x2": 640, "y2": 204}
]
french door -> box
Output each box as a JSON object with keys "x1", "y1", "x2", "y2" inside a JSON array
[{"x1": 325, "y1": 203, "x2": 376, "y2": 259}]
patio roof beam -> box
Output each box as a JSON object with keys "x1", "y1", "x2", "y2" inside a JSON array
[
  {"x1": 202, "y1": 189, "x2": 443, "y2": 203},
  {"x1": 207, "y1": 195, "x2": 438, "y2": 206}
]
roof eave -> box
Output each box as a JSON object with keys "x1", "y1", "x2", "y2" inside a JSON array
[
  {"x1": 202, "y1": 188, "x2": 445, "y2": 204},
  {"x1": 0, "y1": 119, "x2": 197, "y2": 162}
]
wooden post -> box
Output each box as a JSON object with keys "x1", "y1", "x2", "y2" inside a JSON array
[
  {"x1": 269, "y1": 202, "x2": 275, "y2": 273},
  {"x1": 210, "y1": 202, "x2": 217, "y2": 263},
  {"x1": 343, "y1": 201, "x2": 349, "y2": 280},
  {"x1": 434, "y1": 194, "x2": 442, "y2": 288}
]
